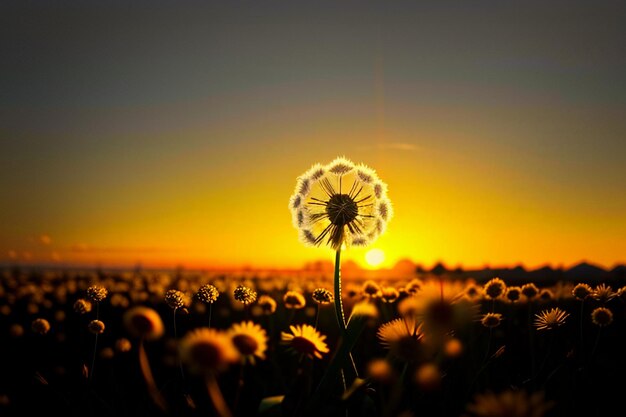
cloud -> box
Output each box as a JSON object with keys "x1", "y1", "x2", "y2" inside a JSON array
[{"x1": 357, "y1": 142, "x2": 420, "y2": 152}]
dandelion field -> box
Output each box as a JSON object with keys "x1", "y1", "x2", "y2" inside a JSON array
[{"x1": 1, "y1": 268, "x2": 625, "y2": 417}]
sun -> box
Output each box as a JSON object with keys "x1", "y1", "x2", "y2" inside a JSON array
[{"x1": 365, "y1": 249, "x2": 385, "y2": 268}]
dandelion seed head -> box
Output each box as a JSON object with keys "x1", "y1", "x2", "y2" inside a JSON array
[
  {"x1": 196, "y1": 284, "x2": 219, "y2": 304},
  {"x1": 312, "y1": 288, "x2": 334, "y2": 304},
  {"x1": 289, "y1": 157, "x2": 391, "y2": 250},
  {"x1": 164, "y1": 289, "x2": 186, "y2": 310},
  {"x1": 234, "y1": 285, "x2": 257, "y2": 305},
  {"x1": 86, "y1": 285, "x2": 108, "y2": 303}
]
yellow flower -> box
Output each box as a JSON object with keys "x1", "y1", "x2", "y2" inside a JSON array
[
  {"x1": 377, "y1": 317, "x2": 424, "y2": 362},
  {"x1": 256, "y1": 295, "x2": 277, "y2": 315},
  {"x1": 179, "y1": 328, "x2": 239, "y2": 374},
  {"x1": 481, "y1": 313, "x2": 503, "y2": 328},
  {"x1": 123, "y1": 306, "x2": 165, "y2": 341},
  {"x1": 281, "y1": 324, "x2": 329, "y2": 359},
  {"x1": 572, "y1": 283, "x2": 592, "y2": 301},
  {"x1": 283, "y1": 290, "x2": 306, "y2": 309},
  {"x1": 289, "y1": 157, "x2": 392, "y2": 250},
  {"x1": 228, "y1": 321, "x2": 268, "y2": 365},
  {"x1": 534, "y1": 307, "x2": 569, "y2": 331},
  {"x1": 483, "y1": 278, "x2": 506, "y2": 300}
]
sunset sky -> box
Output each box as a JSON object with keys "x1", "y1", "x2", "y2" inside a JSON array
[{"x1": 1, "y1": 1, "x2": 625, "y2": 270}]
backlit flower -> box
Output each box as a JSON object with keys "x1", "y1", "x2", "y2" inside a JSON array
[
  {"x1": 228, "y1": 321, "x2": 268, "y2": 365},
  {"x1": 88, "y1": 320, "x2": 105, "y2": 334},
  {"x1": 123, "y1": 306, "x2": 165, "y2": 341},
  {"x1": 377, "y1": 317, "x2": 424, "y2": 362},
  {"x1": 534, "y1": 307, "x2": 569, "y2": 331},
  {"x1": 179, "y1": 328, "x2": 239, "y2": 374},
  {"x1": 483, "y1": 278, "x2": 506, "y2": 300},
  {"x1": 572, "y1": 283, "x2": 592, "y2": 301},
  {"x1": 283, "y1": 290, "x2": 306, "y2": 309},
  {"x1": 281, "y1": 324, "x2": 329, "y2": 359},
  {"x1": 591, "y1": 307, "x2": 613, "y2": 327},
  {"x1": 289, "y1": 157, "x2": 392, "y2": 250},
  {"x1": 164, "y1": 289, "x2": 186, "y2": 310},
  {"x1": 31, "y1": 318, "x2": 51, "y2": 335},
  {"x1": 86, "y1": 285, "x2": 108, "y2": 303},
  {"x1": 481, "y1": 313, "x2": 503, "y2": 328}
]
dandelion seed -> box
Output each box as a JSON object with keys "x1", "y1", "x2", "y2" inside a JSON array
[
  {"x1": 534, "y1": 307, "x2": 569, "y2": 331},
  {"x1": 289, "y1": 157, "x2": 391, "y2": 250},
  {"x1": 281, "y1": 324, "x2": 329, "y2": 359},
  {"x1": 591, "y1": 307, "x2": 613, "y2": 327},
  {"x1": 312, "y1": 288, "x2": 334, "y2": 304},
  {"x1": 179, "y1": 328, "x2": 240, "y2": 374},
  {"x1": 228, "y1": 321, "x2": 268, "y2": 365}
]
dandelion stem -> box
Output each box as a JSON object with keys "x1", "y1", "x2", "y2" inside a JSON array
[
  {"x1": 589, "y1": 327, "x2": 602, "y2": 361},
  {"x1": 206, "y1": 374, "x2": 233, "y2": 417},
  {"x1": 314, "y1": 304, "x2": 320, "y2": 329},
  {"x1": 173, "y1": 309, "x2": 186, "y2": 384},
  {"x1": 89, "y1": 333, "x2": 98, "y2": 382},
  {"x1": 333, "y1": 248, "x2": 346, "y2": 331},
  {"x1": 138, "y1": 339, "x2": 168, "y2": 413},
  {"x1": 332, "y1": 248, "x2": 359, "y2": 383},
  {"x1": 579, "y1": 300, "x2": 585, "y2": 355},
  {"x1": 233, "y1": 364, "x2": 245, "y2": 415},
  {"x1": 208, "y1": 303, "x2": 213, "y2": 328}
]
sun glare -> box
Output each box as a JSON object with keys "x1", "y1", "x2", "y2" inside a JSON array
[{"x1": 365, "y1": 248, "x2": 385, "y2": 268}]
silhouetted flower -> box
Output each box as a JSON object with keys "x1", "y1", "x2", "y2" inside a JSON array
[
  {"x1": 312, "y1": 288, "x2": 334, "y2": 304},
  {"x1": 534, "y1": 308, "x2": 569, "y2": 331},
  {"x1": 591, "y1": 307, "x2": 613, "y2": 327},
  {"x1": 196, "y1": 284, "x2": 219, "y2": 304},
  {"x1": 281, "y1": 324, "x2": 329, "y2": 359}
]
